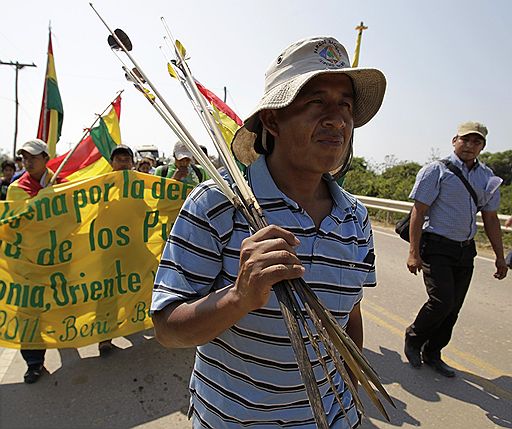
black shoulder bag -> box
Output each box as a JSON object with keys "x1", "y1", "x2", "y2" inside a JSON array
[{"x1": 395, "y1": 159, "x2": 480, "y2": 242}]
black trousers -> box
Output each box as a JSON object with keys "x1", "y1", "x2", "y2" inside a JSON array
[
  {"x1": 20, "y1": 349, "x2": 46, "y2": 367},
  {"x1": 406, "y1": 235, "x2": 476, "y2": 358}
]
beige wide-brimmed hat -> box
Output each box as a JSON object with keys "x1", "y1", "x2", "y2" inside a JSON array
[{"x1": 232, "y1": 36, "x2": 387, "y2": 166}]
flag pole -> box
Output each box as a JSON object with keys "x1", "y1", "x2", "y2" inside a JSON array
[
  {"x1": 48, "y1": 90, "x2": 123, "y2": 186},
  {"x1": 37, "y1": 22, "x2": 64, "y2": 159},
  {"x1": 352, "y1": 21, "x2": 368, "y2": 68},
  {"x1": 42, "y1": 23, "x2": 51, "y2": 143}
]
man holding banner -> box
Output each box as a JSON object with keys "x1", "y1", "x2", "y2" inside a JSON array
[
  {"x1": 0, "y1": 142, "x2": 192, "y2": 383},
  {"x1": 109, "y1": 144, "x2": 135, "y2": 172},
  {"x1": 7, "y1": 139, "x2": 64, "y2": 202},
  {"x1": 152, "y1": 36, "x2": 386, "y2": 428},
  {"x1": 98, "y1": 144, "x2": 136, "y2": 356},
  {"x1": 7, "y1": 139, "x2": 59, "y2": 383}
]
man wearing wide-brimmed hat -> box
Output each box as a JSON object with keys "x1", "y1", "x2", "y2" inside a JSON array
[
  {"x1": 152, "y1": 36, "x2": 386, "y2": 428},
  {"x1": 405, "y1": 121, "x2": 507, "y2": 378}
]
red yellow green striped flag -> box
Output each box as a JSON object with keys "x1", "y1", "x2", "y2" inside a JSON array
[
  {"x1": 8, "y1": 97, "x2": 121, "y2": 200},
  {"x1": 37, "y1": 30, "x2": 64, "y2": 159},
  {"x1": 195, "y1": 81, "x2": 243, "y2": 148},
  {"x1": 47, "y1": 96, "x2": 122, "y2": 182},
  {"x1": 165, "y1": 59, "x2": 242, "y2": 148}
]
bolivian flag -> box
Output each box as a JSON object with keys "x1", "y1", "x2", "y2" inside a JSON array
[
  {"x1": 47, "y1": 96, "x2": 122, "y2": 182},
  {"x1": 195, "y1": 81, "x2": 243, "y2": 148},
  {"x1": 7, "y1": 97, "x2": 121, "y2": 200},
  {"x1": 37, "y1": 30, "x2": 63, "y2": 159}
]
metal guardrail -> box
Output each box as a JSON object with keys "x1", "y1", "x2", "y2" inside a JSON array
[{"x1": 355, "y1": 195, "x2": 512, "y2": 232}]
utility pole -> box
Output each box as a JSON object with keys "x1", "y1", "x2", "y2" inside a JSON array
[
  {"x1": 0, "y1": 60, "x2": 37, "y2": 157},
  {"x1": 352, "y1": 21, "x2": 368, "y2": 68}
]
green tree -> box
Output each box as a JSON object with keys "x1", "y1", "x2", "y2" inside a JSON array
[
  {"x1": 499, "y1": 184, "x2": 512, "y2": 215},
  {"x1": 342, "y1": 157, "x2": 380, "y2": 196},
  {"x1": 377, "y1": 162, "x2": 422, "y2": 201},
  {"x1": 348, "y1": 156, "x2": 368, "y2": 172},
  {"x1": 479, "y1": 150, "x2": 512, "y2": 185}
]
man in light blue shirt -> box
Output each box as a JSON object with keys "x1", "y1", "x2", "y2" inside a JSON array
[
  {"x1": 404, "y1": 121, "x2": 508, "y2": 377},
  {"x1": 151, "y1": 36, "x2": 386, "y2": 428}
]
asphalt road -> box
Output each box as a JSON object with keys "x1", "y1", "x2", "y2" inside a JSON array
[{"x1": 0, "y1": 226, "x2": 510, "y2": 429}]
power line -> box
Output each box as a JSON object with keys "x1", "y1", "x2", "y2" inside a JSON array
[{"x1": 0, "y1": 60, "x2": 37, "y2": 158}]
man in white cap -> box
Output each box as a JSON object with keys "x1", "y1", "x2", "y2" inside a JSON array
[
  {"x1": 405, "y1": 121, "x2": 507, "y2": 377},
  {"x1": 155, "y1": 141, "x2": 207, "y2": 185},
  {"x1": 7, "y1": 139, "x2": 63, "y2": 201},
  {"x1": 7, "y1": 138, "x2": 64, "y2": 383},
  {"x1": 152, "y1": 37, "x2": 386, "y2": 428}
]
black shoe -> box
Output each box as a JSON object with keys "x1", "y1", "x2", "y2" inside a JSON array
[
  {"x1": 404, "y1": 341, "x2": 422, "y2": 368},
  {"x1": 24, "y1": 364, "x2": 45, "y2": 384},
  {"x1": 422, "y1": 354, "x2": 456, "y2": 377},
  {"x1": 99, "y1": 340, "x2": 114, "y2": 357}
]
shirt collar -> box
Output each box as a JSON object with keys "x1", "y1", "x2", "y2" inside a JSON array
[
  {"x1": 246, "y1": 155, "x2": 353, "y2": 212},
  {"x1": 449, "y1": 152, "x2": 480, "y2": 171}
]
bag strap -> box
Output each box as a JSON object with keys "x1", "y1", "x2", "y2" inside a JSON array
[
  {"x1": 161, "y1": 165, "x2": 169, "y2": 177},
  {"x1": 440, "y1": 159, "x2": 480, "y2": 209}
]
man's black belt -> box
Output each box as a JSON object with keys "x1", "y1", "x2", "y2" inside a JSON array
[{"x1": 423, "y1": 232, "x2": 474, "y2": 248}]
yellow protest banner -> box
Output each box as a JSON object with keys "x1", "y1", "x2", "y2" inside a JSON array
[{"x1": 0, "y1": 170, "x2": 194, "y2": 349}]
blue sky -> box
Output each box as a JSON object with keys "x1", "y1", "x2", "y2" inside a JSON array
[{"x1": 1, "y1": 0, "x2": 510, "y2": 165}]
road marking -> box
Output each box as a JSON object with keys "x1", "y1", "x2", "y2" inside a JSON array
[
  {"x1": 362, "y1": 307, "x2": 512, "y2": 402},
  {"x1": 0, "y1": 348, "x2": 17, "y2": 383},
  {"x1": 364, "y1": 299, "x2": 510, "y2": 378},
  {"x1": 372, "y1": 228, "x2": 495, "y2": 262},
  {"x1": 373, "y1": 228, "x2": 402, "y2": 240},
  {"x1": 474, "y1": 255, "x2": 495, "y2": 262}
]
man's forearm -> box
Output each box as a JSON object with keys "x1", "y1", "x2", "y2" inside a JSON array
[
  {"x1": 152, "y1": 285, "x2": 248, "y2": 348},
  {"x1": 482, "y1": 212, "x2": 505, "y2": 259},
  {"x1": 346, "y1": 312, "x2": 363, "y2": 351},
  {"x1": 409, "y1": 205, "x2": 425, "y2": 256}
]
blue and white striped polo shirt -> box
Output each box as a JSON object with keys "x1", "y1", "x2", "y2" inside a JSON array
[
  {"x1": 410, "y1": 152, "x2": 501, "y2": 242},
  {"x1": 152, "y1": 155, "x2": 376, "y2": 429}
]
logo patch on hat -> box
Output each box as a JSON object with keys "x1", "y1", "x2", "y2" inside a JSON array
[{"x1": 314, "y1": 40, "x2": 345, "y2": 68}]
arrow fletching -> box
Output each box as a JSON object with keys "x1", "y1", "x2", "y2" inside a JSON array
[
  {"x1": 175, "y1": 39, "x2": 186, "y2": 59},
  {"x1": 124, "y1": 67, "x2": 146, "y2": 84},
  {"x1": 135, "y1": 85, "x2": 156, "y2": 103},
  {"x1": 167, "y1": 62, "x2": 179, "y2": 79},
  {"x1": 131, "y1": 67, "x2": 145, "y2": 83},
  {"x1": 108, "y1": 28, "x2": 133, "y2": 51}
]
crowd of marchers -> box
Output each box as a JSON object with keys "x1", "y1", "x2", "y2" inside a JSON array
[{"x1": 0, "y1": 138, "x2": 209, "y2": 384}]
